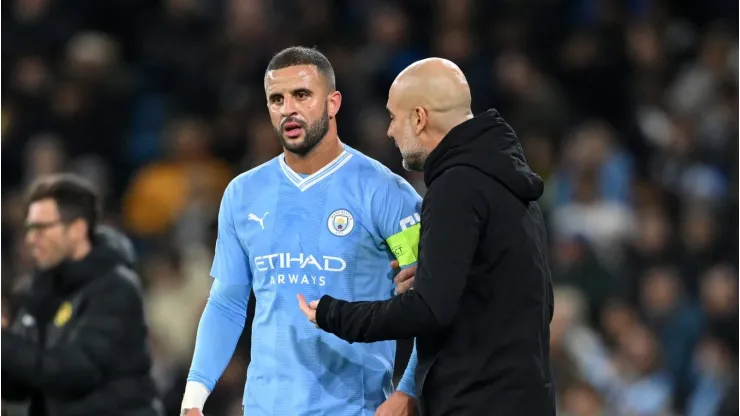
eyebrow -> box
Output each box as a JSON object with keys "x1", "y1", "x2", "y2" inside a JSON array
[{"x1": 268, "y1": 88, "x2": 313, "y2": 101}]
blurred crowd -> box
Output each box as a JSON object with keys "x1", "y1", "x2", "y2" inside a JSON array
[{"x1": 2, "y1": 0, "x2": 738, "y2": 415}]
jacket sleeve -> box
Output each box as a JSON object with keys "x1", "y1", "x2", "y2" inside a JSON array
[
  {"x1": 1, "y1": 272, "x2": 146, "y2": 395},
  {"x1": 1, "y1": 368, "x2": 34, "y2": 401},
  {"x1": 316, "y1": 168, "x2": 485, "y2": 342}
]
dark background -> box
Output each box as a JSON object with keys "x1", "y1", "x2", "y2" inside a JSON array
[{"x1": 2, "y1": 0, "x2": 738, "y2": 414}]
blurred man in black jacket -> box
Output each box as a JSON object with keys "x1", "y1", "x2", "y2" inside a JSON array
[
  {"x1": 298, "y1": 59, "x2": 556, "y2": 415},
  {"x1": 2, "y1": 174, "x2": 161, "y2": 416}
]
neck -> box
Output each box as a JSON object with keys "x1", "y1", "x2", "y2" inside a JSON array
[
  {"x1": 427, "y1": 112, "x2": 474, "y2": 152},
  {"x1": 441, "y1": 111, "x2": 474, "y2": 136},
  {"x1": 70, "y1": 239, "x2": 92, "y2": 261},
  {"x1": 284, "y1": 131, "x2": 344, "y2": 175}
]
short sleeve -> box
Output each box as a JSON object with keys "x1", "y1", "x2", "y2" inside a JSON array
[
  {"x1": 371, "y1": 174, "x2": 423, "y2": 267},
  {"x1": 210, "y1": 181, "x2": 252, "y2": 286}
]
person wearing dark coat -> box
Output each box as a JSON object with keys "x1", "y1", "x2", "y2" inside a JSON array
[
  {"x1": 2, "y1": 174, "x2": 161, "y2": 416},
  {"x1": 299, "y1": 58, "x2": 556, "y2": 416}
]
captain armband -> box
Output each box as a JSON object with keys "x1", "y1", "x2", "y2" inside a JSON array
[{"x1": 385, "y1": 223, "x2": 420, "y2": 267}]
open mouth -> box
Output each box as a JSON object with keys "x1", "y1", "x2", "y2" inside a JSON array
[{"x1": 283, "y1": 121, "x2": 304, "y2": 139}]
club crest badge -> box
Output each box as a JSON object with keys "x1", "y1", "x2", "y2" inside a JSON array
[
  {"x1": 328, "y1": 209, "x2": 354, "y2": 236},
  {"x1": 54, "y1": 301, "x2": 73, "y2": 327}
]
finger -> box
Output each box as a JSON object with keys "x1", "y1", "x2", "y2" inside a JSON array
[
  {"x1": 395, "y1": 278, "x2": 415, "y2": 294},
  {"x1": 393, "y1": 268, "x2": 414, "y2": 284},
  {"x1": 309, "y1": 300, "x2": 319, "y2": 309},
  {"x1": 390, "y1": 260, "x2": 400, "y2": 270},
  {"x1": 297, "y1": 294, "x2": 309, "y2": 314}
]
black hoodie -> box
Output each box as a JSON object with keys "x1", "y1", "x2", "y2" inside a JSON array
[
  {"x1": 3, "y1": 226, "x2": 160, "y2": 416},
  {"x1": 316, "y1": 110, "x2": 555, "y2": 415}
]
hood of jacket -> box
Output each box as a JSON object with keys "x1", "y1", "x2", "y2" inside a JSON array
[
  {"x1": 93, "y1": 225, "x2": 137, "y2": 268},
  {"x1": 49, "y1": 226, "x2": 137, "y2": 294},
  {"x1": 22, "y1": 227, "x2": 138, "y2": 317},
  {"x1": 423, "y1": 109, "x2": 544, "y2": 202}
]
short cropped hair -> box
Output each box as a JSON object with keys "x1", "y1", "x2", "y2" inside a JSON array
[
  {"x1": 265, "y1": 46, "x2": 336, "y2": 90},
  {"x1": 26, "y1": 173, "x2": 100, "y2": 240}
]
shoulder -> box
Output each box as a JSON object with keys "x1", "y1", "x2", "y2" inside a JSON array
[
  {"x1": 345, "y1": 146, "x2": 414, "y2": 195},
  {"x1": 426, "y1": 167, "x2": 489, "y2": 213},
  {"x1": 81, "y1": 264, "x2": 146, "y2": 314},
  {"x1": 345, "y1": 146, "x2": 397, "y2": 183},
  {"x1": 226, "y1": 156, "x2": 281, "y2": 195},
  {"x1": 427, "y1": 166, "x2": 482, "y2": 196}
]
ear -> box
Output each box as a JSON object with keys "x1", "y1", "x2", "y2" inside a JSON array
[
  {"x1": 413, "y1": 107, "x2": 428, "y2": 135},
  {"x1": 327, "y1": 91, "x2": 342, "y2": 119},
  {"x1": 68, "y1": 218, "x2": 89, "y2": 242}
]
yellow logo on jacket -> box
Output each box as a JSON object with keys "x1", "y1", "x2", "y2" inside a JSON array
[{"x1": 54, "y1": 302, "x2": 73, "y2": 327}]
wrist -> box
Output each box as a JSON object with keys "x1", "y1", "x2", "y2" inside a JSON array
[
  {"x1": 181, "y1": 381, "x2": 210, "y2": 410},
  {"x1": 315, "y1": 294, "x2": 336, "y2": 330},
  {"x1": 396, "y1": 382, "x2": 417, "y2": 398},
  {"x1": 391, "y1": 390, "x2": 417, "y2": 407}
]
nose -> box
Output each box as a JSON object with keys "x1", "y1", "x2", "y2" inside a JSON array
[
  {"x1": 280, "y1": 96, "x2": 298, "y2": 118},
  {"x1": 25, "y1": 229, "x2": 40, "y2": 247}
]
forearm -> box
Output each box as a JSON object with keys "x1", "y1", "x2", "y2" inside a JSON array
[
  {"x1": 396, "y1": 341, "x2": 418, "y2": 397},
  {"x1": 185, "y1": 280, "x2": 249, "y2": 408},
  {"x1": 3, "y1": 327, "x2": 105, "y2": 394},
  {"x1": 1, "y1": 369, "x2": 33, "y2": 402},
  {"x1": 187, "y1": 300, "x2": 244, "y2": 388},
  {"x1": 1, "y1": 332, "x2": 40, "y2": 388},
  {"x1": 316, "y1": 290, "x2": 442, "y2": 343}
]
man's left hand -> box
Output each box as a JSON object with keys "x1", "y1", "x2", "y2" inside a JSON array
[
  {"x1": 376, "y1": 391, "x2": 417, "y2": 416},
  {"x1": 297, "y1": 294, "x2": 319, "y2": 326},
  {"x1": 391, "y1": 260, "x2": 417, "y2": 295}
]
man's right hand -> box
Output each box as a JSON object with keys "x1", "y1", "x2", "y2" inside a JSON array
[
  {"x1": 376, "y1": 391, "x2": 417, "y2": 415},
  {"x1": 181, "y1": 409, "x2": 203, "y2": 416},
  {"x1": 390, "y1": 260, "x2": 417, "y2": 295}
]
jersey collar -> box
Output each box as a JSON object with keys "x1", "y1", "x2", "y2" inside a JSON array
[{"x1": 278, "y1": 150, "x2": 353, "y2": 192}]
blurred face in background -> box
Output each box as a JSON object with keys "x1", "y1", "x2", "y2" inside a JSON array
[
  {"x1": 562, "y1": 384, "x2": 604, "y2": 416},
  {"x1": 700, "y1": 265, "x2": 738, "y2": 316},
  {"x1": 550, "y1": 288, "x2": 586, "y2": 350},
  {"x1": 640, "y1": 267, "x2": 681, "y2": 318},
  {"x1": 264, "y1": 65, "x2": 340, "y2": 156},
  {"x1": 601, "y1": 300, "x2": 638, "y2": 341},
  {"x1": 695, "y1": 337, "x2": 731, "y2": 378},
  {"x1": 168, "y1": 118, "x2": 211, "y2": 161},
  {"x1": 521, "y1": 133, "x2": 554, "y2": 179},
  {"x1": 634, "y1": 206, "x2": 670, "y2": 254},
  {"x1": 25, "y1": 134, "x2": 66, "y2": 179},
  {"x1": 681, "y1": 207, "x2": 716, "y2": 253},
  {"x1": 617, "y1": 325, "x2": 661, "y2": 377},
  {"x1": 563, "y1": 121, "x2": 612, "y2": 171},
  {"x1": 247, "y1": 118, "x2": 283, "y2": 163},
  {"x1": 25, "y1": 199, "x2": 85, "y2": 270}
]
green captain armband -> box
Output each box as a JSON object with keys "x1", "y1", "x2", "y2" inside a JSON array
[{"x1": 385, "y1": 223, "x2": 420, "y2": 267}]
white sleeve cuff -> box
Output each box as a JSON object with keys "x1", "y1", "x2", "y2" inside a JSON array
[{"x1": 181, "y1": 381, "x2": 211, "y2": 410}]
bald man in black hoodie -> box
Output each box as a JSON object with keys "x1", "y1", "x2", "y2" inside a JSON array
[{"x1": 298, "y1": 58, "x2": 556, "y2": 416}]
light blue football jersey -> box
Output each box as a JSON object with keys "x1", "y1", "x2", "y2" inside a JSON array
[{"x1": 211, "y1": 145, "x2": 422, "y2": 415}]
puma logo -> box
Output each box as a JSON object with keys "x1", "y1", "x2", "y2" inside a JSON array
[{"x1": 248, "y1": 212, "x2": 269, "y2": 230}]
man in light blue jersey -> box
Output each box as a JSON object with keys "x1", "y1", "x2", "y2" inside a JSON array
[{"x1": 181, "y1": 46, "x2": 422, "y2": 416}]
